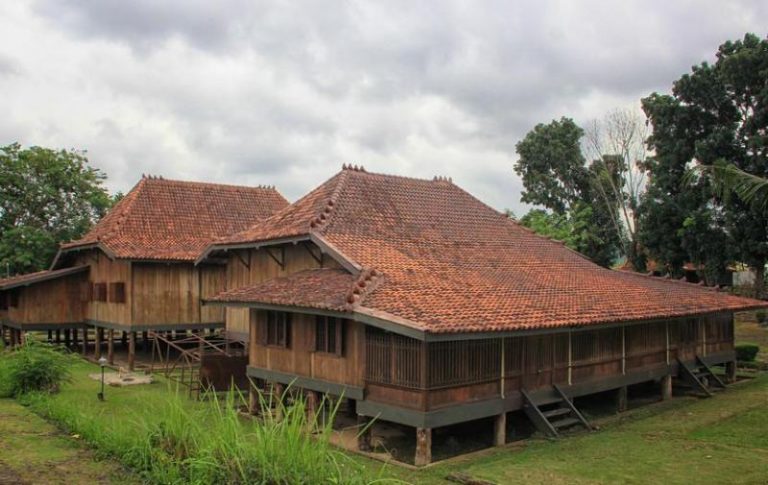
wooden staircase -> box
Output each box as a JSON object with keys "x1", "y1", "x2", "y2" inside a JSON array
[
  {"x1": 522, "y1": 384, "x2": 592, "y2": 438},
  {"x1": 677, "y1": 357, "x2": 727, "y2": 397}
]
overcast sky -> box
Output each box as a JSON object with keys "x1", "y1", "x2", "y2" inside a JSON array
[{"x1": 0, "y1": 1, "x2": 765, "y2": 214}]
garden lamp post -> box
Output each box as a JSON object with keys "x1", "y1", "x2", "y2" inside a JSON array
[{"x1": 98, "y1": 356, "x2": 107, "y2": 401}]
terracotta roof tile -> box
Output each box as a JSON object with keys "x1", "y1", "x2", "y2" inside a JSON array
[
  {"x1": 0, "y1": 266, "x2": 89, "y2": 290},
  {"x1": 209, "y1": 166, "x2": 767, "y2": 334},
  {"x1": 61, "y1": 176, "x2": 288, "y2": 261},
  {"x1": 210, "y1": 268, "x2": 359, "y2": 311}
]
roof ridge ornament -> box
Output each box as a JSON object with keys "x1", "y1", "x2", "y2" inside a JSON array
[{"x1": 345, "y1": 267, "x2": 382, "y2": 309}]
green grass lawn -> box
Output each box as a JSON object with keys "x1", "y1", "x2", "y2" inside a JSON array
[
  {"x1": 365, "y1": 374, "x2": 768, "y2": 484},
  {"x1": 0, "y1": 398, "x2": 137, "y2": 484},
  {"x1": 7, "y1": 324, "x2": 768, "y2": 484}
]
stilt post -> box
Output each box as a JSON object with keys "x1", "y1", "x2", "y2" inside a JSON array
[{"x1": 415, "y1": 427, "x2": 432, "y2": 466}]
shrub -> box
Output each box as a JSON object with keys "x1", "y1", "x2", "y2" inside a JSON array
[
  {"x1": 0, "y1": 340, "x2": 74, "y2": 397},
  {"x1": 735, "y1": 344, "x2": 760, "y2": 363}
]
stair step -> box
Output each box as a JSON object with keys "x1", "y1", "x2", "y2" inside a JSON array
[
  {"x1": 542, "y1": 407, "x2": 571, "y2": 419},
  {"x1": 551, "y1": 417, "x2": 581, "y2": 429}
]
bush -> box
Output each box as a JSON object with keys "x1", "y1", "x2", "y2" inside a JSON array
[
  {"x1": 735, "y1": 344, "x2": 760, "y2": 363},
  {"x1": 0, "y1": 340, "x2": 74, "y2": 397}
]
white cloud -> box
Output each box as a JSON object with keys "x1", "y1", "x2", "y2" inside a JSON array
[{"x1": 0, "y1": 0, "x2": 764, "y2": 214}]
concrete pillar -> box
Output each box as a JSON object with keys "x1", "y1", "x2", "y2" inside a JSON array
[
  {"x1": 128, "y1": 332, "x2": 136, "y2": 371},
  {"x1": 725, "y1": 361, "x2": 737, "y2": 383},
  {"x1": 617, "y1": 386, "x2": 628, "y2": 413},
  {"x1": 95, "y1": 327, "x2": 103, "y2": 359},
  {"x1": 494, "y1": 412, "x2": 507, "y2": 446},
  {"x1": 357, "y1": 415, "x2": 373, "y2": 452},
  {"x1": 415, "y1": 427, "x2": 432, "y2": 467},
  {"x1": 107, "y1": 329, "x2": 115, "y2": 365},
  {"x1": 661, "y1": 375, "x2": 673, "y2": 401}
]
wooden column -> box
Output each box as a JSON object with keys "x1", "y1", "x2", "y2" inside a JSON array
[
  {"x1": 19, "y1": 330, "x2": 26, "y2": 346},
  {"x1": 81, "y1": 327, "x2": 88, "y2": 354},
  {"x1": 107, "y1": 329, "x2": 115, "y2": 365},
  {"x1": 494, "y1": 412, "x2": 507, "y2": 447},
  {"x1": 64, "y1": 329, "x2": 71, "y2": 347},
  {"x1": 661, "y1": 375, "x2": 672, "y2": 401},
  {"x1": 47, "y1": 330, "x2": 53, "y2": 343},
  {"x1": 248, "y1": 383, "x2": 260, "y2": 415},
  {"x1": 306, "y1": 391, "x2": 319, "y2": 430},
  {"x1": 121, "y1": 331, "x2": 127, "y2": 348},
  {"x1": 357, "y1": 415, "x2": 372, "y2": 452},
  {"x1": 73, "y1": 328, "x2": 79, "y2": 348},
  {"x1": 272, "y1": 382, "x2": 285, "y2": 421},
  {"x1": 142, "y1": 331, "x2": 149, "y2": 352},
  {"x1": 95, "y1": 327, "x2": 103, "y2": 359},
  {"x1": 616, "y1": 386, "x2": 628, "y2": 413},
  {"x1": 725, "y1": 361, "x2": 737, "y2": 383},
  {"x1": 415, "y1": 427, "x2": 432, "y2": 467},
  {"x1": 128, "y1": 332, "x2": 136, "y2": 371},
  {"x1": 55, "y1": 329, "x2": 61, "y2": 344}
]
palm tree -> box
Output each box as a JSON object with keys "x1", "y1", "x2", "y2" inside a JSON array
[{"x1": 686, "y1": 162, "x2": 768, "y2": 210}]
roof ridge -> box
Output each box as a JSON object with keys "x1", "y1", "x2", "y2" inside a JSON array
[
  {"x1": 344, "y1": 267, "x2": 384, "y2": 309},
  {"x1": 97, "y1": 176, "x2": 147, "y2": 243},
  {"x1": 142, "y1": 175, "x2": 283, "y2": 193},
  {"x1": 308, "y1": 168, "x2": 351, "y2": 232},
  {"x1": 338, "y1": 164, "x2": 461, "y2": 186},
  {"x1": 620, "y1": 268, "x2": 727, "y2": 291}
]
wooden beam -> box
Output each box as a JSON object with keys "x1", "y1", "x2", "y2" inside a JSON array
[
  {"x1": 303, "y1": 243, "x2": 324, "y2": 266},
  {"x1": 128, "y1": 332, "x2": 136, "y2": 371},
  {"x1": 265, "y1": 247, "x2": 285, "y2": 269},
  {"x1": 107, "y1": 329, "x2": 115, "y2": 365}
]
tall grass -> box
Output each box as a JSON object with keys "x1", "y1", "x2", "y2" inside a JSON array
[{"x1": 21, "y1": 381, "x2": 389, "y2": 484}]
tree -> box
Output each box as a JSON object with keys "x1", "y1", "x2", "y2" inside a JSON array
[
  {"x1": 584, "y1": 109, "x2": 649, "y2": 269},
  {"x1": 0, "y1": 143, "x2": 113, "y2": 276},
  {"x1": 515, "y1": 118, "x2": 621, "y2": 267},
  {"x1": 641, "y1": 33, "x2": 768, "y2": 295}
]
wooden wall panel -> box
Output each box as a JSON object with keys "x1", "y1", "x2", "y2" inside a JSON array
[
  {"x1": 79, "y1": 251, "x2": 132, "y2": 325},
  {"x1": 224, "y1": 242, "x2": 342, "y2": 337},
  {"x1": 132, "y1": 263, "x2": 209, "y2": 326},
  {"x1": 248, "y1": 309, "x2": 364, "y2": 389},
  {"x1": 200, "y1": 265, "x2": 226, "y2": 323},
  {"x1": 8, "y1": 273, "x2": 86, "y2": 325}
]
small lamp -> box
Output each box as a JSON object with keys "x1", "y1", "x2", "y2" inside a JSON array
[{"x1": 98, "y1": 356, "x2": 108, "y2": 401}]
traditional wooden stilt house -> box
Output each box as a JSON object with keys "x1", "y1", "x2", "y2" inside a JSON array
[
  {"x1": 0, "y1": 175, "x2": 288, "y2": 370},
  {"x1": 202, "y1": 165, "x2": 766, "y2": 465}
]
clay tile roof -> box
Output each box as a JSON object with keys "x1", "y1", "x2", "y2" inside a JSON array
[
  {"x1": 209, "y1": 268, "x2": 357, "y2": 311},
  {"x1": 210, "y1": 167, "x2": 768, "y2": 334},
  {"x1": 60, "y1": 176, "x2": 288, "y2": 262},
  {"x1": 0, "y1": 265, "x2": 89, "y2": 290}
]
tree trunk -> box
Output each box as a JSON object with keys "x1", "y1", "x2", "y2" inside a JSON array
[{"x1": 755, "y1": 264, "x2": 765, "y2": 299}]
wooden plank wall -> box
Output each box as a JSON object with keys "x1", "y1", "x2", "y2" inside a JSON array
[
  {"x1": 132, "y1": 263, "x2": 224, "y2": 326},
  {"x1": 226, "y1": 242, "x2": 341, "y2": 336},
  {"x1": 362, "y1": 314, "x2": 736, "y2": 411},
  {"x1": 248, "y1": 311, "x2": 364, "y2": 388},
  {"x1": 7, "y1": 272, "x2": 86, "y2": 325},
  {"x1": 78, "y1": 251, "x2": 132, "y2": 325}
]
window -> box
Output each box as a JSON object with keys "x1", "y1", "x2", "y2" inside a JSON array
[
  {"x1": 315, "y1": 316, "x2": 344, "y2": 355},
  {"x1": 0, "y1": 293, "x2": 8, "y2": 310},
  {"x1": 9, "y1": 290, "x2": 19, "y2": 308},
  {"x1": 265, "y1": 311, "x2": 291, "y2": 348},
  {"x1": 109, "y1": 282, "x2": 126, "y2": 303},
  {"x1": 93, "y1": 283, "x2": 107, "y2": 302}
]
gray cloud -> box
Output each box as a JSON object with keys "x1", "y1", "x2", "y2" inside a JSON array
[{"x1": 2, "y1": 1, "x2": 765, "y2": 215}]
